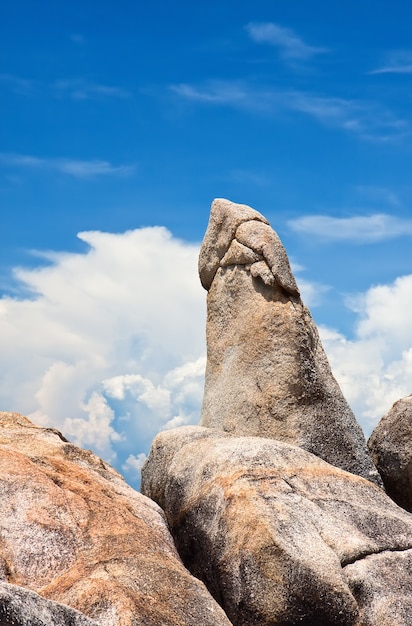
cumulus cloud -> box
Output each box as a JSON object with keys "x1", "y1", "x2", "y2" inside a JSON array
[
  {"x1": 320, "y1": 277, "x2": 412, "y2": 434},
  {"x1": 0, "y1": 226, "x2": 206, "y2": 487},
  {"x1": 288, "y1": 213, "x2": 412, "y2": 242},
  {"x1": 245, "y1": 22, "x2": 326, "y2": 60},
  {"x1": 122, "y1": 453, "x2": 148, "y2": 482}
]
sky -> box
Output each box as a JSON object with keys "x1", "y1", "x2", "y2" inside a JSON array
[{"x1": 1, "y1": 0, "x2": 412, "y2": 489}]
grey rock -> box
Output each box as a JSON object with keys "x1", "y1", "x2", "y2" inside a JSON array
[
  {"x1": 198, "y1": 198, "x2": 269, "y2": 291},
  {"x1": 199, "y1": 198, "x2": 382, "y2": 486},
  {"x1": 368, "y1": 394, "x2": 412, "y2": 512},
  {"x1": 141, "y1": 426, "x2": 412, "y2": 626},
  {"x1": 345, "y1": 550, "x2": 412, "y2": 625},
  {"x1": 0, "y1": 582, "x2": 99, "y2": 626},
  {"x1": 235, "y1": 219, "x2": 299, "y2": 296}
]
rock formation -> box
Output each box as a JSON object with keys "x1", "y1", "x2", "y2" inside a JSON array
[
  {"x1": 368, "y1": 394, "x2": 412, "y2": 512},
  {"x1": 5, "y1": 197, "x2": 412, "y2": 625},
  {"x1": 199, "y1": 198, "x2": 381, "y2": 485},
  {"x1": 0, "y1": 412, "x2": 231, "y2": 626},
  {"x1": 141, "y1": 425, "x2": 412, "y2": 626}
]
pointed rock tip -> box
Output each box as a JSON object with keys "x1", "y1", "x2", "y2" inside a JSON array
[{"x1": 210, "y1": 198, "x2": 269, "y2": 225}]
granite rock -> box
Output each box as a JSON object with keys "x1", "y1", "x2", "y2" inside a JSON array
[
  {"x1": 142, "y1": 425, "x2": 412, "y2": 626},
  {"x1": 199, "y1": 198, "x2": 381, "y2": 486},
  {"x1": 0, "y1": 582, "x2": 100, "y2": 626},
  {"x1": 368, "y1": 394, "x2": 412, "y2": 512},
  {"x1": 0, "y1": 412, "x2": 232, "y2": 626}
]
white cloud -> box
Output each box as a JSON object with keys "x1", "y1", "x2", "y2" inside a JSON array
[
  {"x1": 0, "y1": 153, "x2": 136, "y2": 178},
  {"x1": 288, "y1": 213, "x2": 412, "y2": 242},
  {"x1": 170, "y1": 81, "x2": 249, "y2": 105},
  {"x1": 246, "y1": 22, "x2": 326, "y2": 60},
  {"x1": 122, "y1": 453, "x2": 147, "y2": 481},
  {"x1": 0, "y1": 73, "x2": 33, "y2": 95},
  {"x1": 0, "y1": 227, "x2": 206, "y2": 487},
  {"x1": 53, "y1": 79, "x2": 130, "y2": 100},
  {"x1": 170, "y1": 81, "x2": 407, "y2": 140},
  {"x1": 370, "y1": 51, "x2": 412, "y2": 74},
  {"x1": 354, "y1": 186, "x2": 400, "y2": 207},
  {"x1": 320, "y1": 275, "x2": 412, "y2": 434}
]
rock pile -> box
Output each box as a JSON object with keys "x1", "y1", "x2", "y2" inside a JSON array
[{"x1": 141, "y1": 198, "x2": 412, "y2": 625}]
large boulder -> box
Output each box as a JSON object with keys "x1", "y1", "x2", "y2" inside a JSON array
[
  {"x1": 0, "y1": 412, "x2": 232, "y2": 626},
  {"x1": 0, "y1": 582, "x2": 100, "y2": 626},
  {"x1": 368, "y1": 394, "x2": 412, "y2": 512},
  {"x1": 141, "y1": 425, "x2": 412, "y2": 626},
  {"x1": 199, "y1": 198, "x2": 381, "y2": 485}
]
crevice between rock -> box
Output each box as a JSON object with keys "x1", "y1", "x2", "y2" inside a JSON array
[{"x1": 341, "y1": 544, "x2": 412, "y2": 568}]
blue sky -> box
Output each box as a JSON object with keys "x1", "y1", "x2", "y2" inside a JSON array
[{"x1": 1, "y1": 1, "x2": 412, "y2": 488}]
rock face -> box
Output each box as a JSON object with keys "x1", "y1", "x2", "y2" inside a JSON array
[
  {"x1": 141, "y1": 425, "x2": 412, "y2": 626},
  {"x1": 0, "y1": 582, "x2": 100, "y2": 626},
  {"x1": 199, "y1": 198, "x2": 381, "y2": 485},
  {"x1": 368, "y1": 394, "x2": 412, "y2": 512},
  {"x1": 0, "y1": 412, "x2": 232, "y2": 626}
]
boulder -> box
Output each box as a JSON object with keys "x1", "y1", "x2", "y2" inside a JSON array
[
  {"x1": 199, "y1": 198, "x2": 381, "y2": 486},
  {"x1": 368, "y1": 394, "x2": 412, "y2": 512},
  {"x1": 141, "y1": 425, "x2": 412, "y2": 626},
  {"x1": 0, "y1": 582, "x2": 100, "y2": 626},
  {"x1": 0, "y1": 412, "x2": 232, "y2": 626}
]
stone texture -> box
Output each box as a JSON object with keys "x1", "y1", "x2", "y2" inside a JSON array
[
  {"x1": 141, "y1": 425, "x2": 412, "y2": 626},
  {"x1": 199, "y1": 198, "x2": 382, "y2": 486},
  {"x1": 368, "y1": 394, "x2": 412, "y2": 512},
  {"x1": 0, "y1": 582, "x2": 100, "y2": 626},
  {"x1": 0, "y1": 412, "x2": 232, "y2": 626},
  {"x1": 345, "y1": 550, "x2": 412, "y2": 626}
]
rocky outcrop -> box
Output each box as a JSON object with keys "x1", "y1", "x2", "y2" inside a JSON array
[
  {"x1": 199, "y1": 198, "x2": 381, "y2": 486},
  {"x1": 0, "y1": 582, "x2": 100, "y2": 626},
  {"x1": 368, "y1": 394, "x2": 412, "y2": 512},
  {"x1": 141, "y1": 425, "x2": 412, "y2": 626},
  {"x1": 0, "y1": 412, "x2": 232, "y2": 626}
]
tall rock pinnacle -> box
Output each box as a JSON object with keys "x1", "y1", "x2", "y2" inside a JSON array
[{"x1": 199, "y1": 198, "x2": 382, "y2": 486}]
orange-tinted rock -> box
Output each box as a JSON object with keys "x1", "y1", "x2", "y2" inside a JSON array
[{"x1": 0, "y1": 412, "x2": 232, "y2": 626}]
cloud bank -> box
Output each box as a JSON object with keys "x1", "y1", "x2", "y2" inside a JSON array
[
  {"x1": 0, "y1": 225, "x2": 411, "y2": 486},
  {"x1": 0, "y1": 227, "x2": 206, "y2": 486}
]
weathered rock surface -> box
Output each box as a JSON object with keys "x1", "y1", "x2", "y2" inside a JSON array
[
  {"x1": 0, "y1": 582, "x2": 100, "y2": 626},
  {"x1": 368, "y1": 394, "x2": 412, "y2": 512},
  {"x1": 0, "y1": 412, "x2": 232, "y2": 626},
  {"x1": 199, "y1": 198, "x2": 381, "y2": 486},
  {"x1": 142, "y1": 425, "x2": 412, "y2": 626}
]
